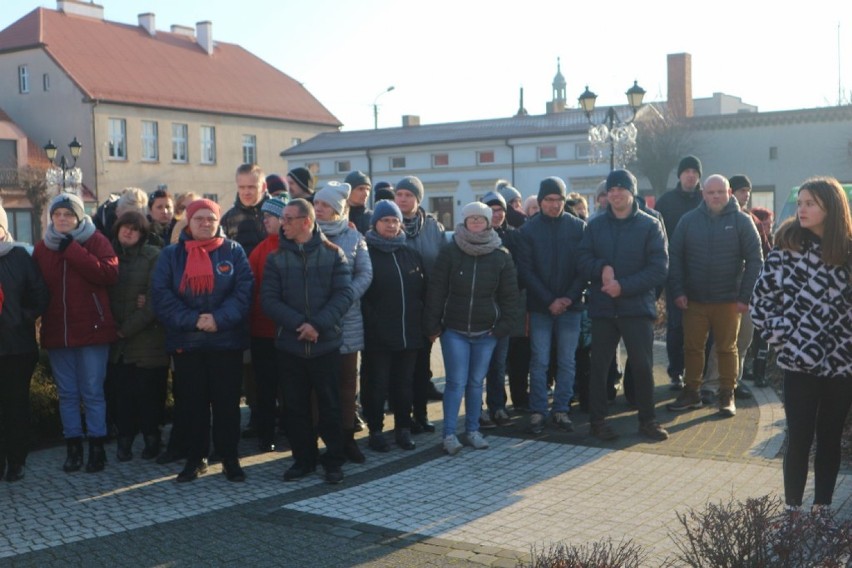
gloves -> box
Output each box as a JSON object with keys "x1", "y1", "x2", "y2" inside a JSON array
[{"x1": 58, "y1": 234, "x2": 74, "y2": 252}]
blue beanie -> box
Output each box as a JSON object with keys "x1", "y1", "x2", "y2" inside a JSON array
[{"x1": 371, "y1": 200, "x2": 403, "y2": 227}]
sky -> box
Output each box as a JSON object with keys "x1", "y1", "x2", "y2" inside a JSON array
[{"x1": 2, "y1": 1, "x2": 852, "y2": 131}]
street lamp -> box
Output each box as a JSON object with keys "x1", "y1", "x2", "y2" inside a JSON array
[
  {"x1": 373, "y1": 85, "x2": 395, "y2": 130},
  {"x1": 579, "y1": 81, "x2": 646, "y2": 171},
  {"x1": 44, "y1": 137, "x2": 83, "y2": 192}
]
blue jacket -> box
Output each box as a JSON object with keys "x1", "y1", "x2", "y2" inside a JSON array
[
  {"x1": 516, "y1": 211, "x2": 587, "y2": 314},
  {"x1": 578, "y1": 201, "x2": 668, "y2": 319},
  {"x1": 261, "y1": 225, "x2": 353, "y2": 358},
  {"x1": 151, "y1": 232, "x2": 253, "y2": 353}
]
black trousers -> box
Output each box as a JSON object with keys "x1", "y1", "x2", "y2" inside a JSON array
[
  {"x1": 279, "y1": 350, "x2": 344, "y2": 469},
  {"x1": 113, "y1": 362, "x2": 168, "y2": 438},
  {"x1": 363, "y1": 348, "x2": 417, "y2": 433},
  {"x1": 172, "y1": 349, "x2": 242, "y2": 462},
  {"x1": 411, "y1": 341, "x2": 433, "y2": 419},
  {"x1": 250, "y1": 337, "x2": 281, "y2": 445},
  {"x1": 783, "y1": 370, "x2": 852, "y2": 506},
  {"x1": 0, "y1": 352, "x2": 38, "y2": 467},
  {"x1": 589, "y1": 317, "x2": 656, "y2": 424},
  {"x1": 506, "y1": 336, "x2": 531, "y2": 409}
]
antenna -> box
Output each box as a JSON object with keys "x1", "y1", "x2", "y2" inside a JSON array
[{"x1": 838, "y1": 22, "x2": 842, "y2": 106}]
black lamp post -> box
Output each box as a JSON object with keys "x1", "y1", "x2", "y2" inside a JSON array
[
  {"x1": 373, "y1": 86, "x2": 395, "y2": 130},
  {"x1": 44, "y1": 137, "x2": 83, "y2": 190},
  {"x1": 579, "y1": 81, "x2": 646, "y2": 171}
]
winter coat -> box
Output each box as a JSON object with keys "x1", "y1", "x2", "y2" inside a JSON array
[
  {"x1": 108, "y1": 239, "x2": 168, "y2": 368},
  {"x1": 260, "y1": 226, "x2": 353, "y2": 358},
  {"x1": 669, "y1": 198, "x2": 763, "y2": 304},
  {"x1": 248, "y1": 232, "x2": 280, "y2": 339},
  {"x1": 578, "y1": 201, "x2": 668, "y2": 319},
  {"x1": 0, "y1": 246, "x2": 49, "y2": 356},
  {"x1": 220, "y1": 194, "x2": 269, "y2": 258},
  {"x1": 34, "y1": 230, "x2": 119, "y2": 349},
  {"x1": 750, "y1": 236, "x2": 852, "y2": 378},
  {"x1": 151, "y1": 231, "x2": 253, "y2": 353},
  {"x1": 424, "y1": 240, "x2": 522, "y2": 338},
  {"x1": 402, "y1": 207, "x2": 445, "y2": 277},
  {"x1": 516, "y1": 211, "x2": 587, "y2": 314},
  {"x1": 654, "y1": 182, "x2": 702, "y2": 237},
  {"x1": 348, "y1": 205, "x2": 373, "y2": 236},
  {"x1": 362, "y1": 235, "x2": 425, "y2": 352},
  {"x1": 323, "y1": 225, "x2": 372, "y2": 354}
]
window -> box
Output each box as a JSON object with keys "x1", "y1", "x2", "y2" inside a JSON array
[
  {"x1": 141, "y1": 121, "x2": 159, "y2": 161},
  {"x1": 537, "y1": 145, "x2": 557, "y2": 161},
  {"x1": 202, "y1": 193, "x2": 219, "y2": 203},
  {"x1": 430, "y1": 197, "x2": 454, "y2": 228},
  {"x1": 18, "y1": 66, "x2": 29, "y2": 93},
  {"x1": 42, "y1": 73, "x2": 50, "y2": 92},
  {"x1": 432, "y1": 153, "x2": 449, "y2": 167},
  {"x1": 769, "y1": 146, "x2": 778, "y2": 160},
  {"x1": 171, "y1": 123, "x2": 188, "y2": 163},
  {"x1": 575, "y1": 143, "x2": 592, "y2": 160},
  {"x1": 242, "y1": 134, "x2": 257, "y2": 165},
  {"x1": 200, "y1": 126, "x2": 216, "y2": 164},
  {"x1": 6, "y1": 209, "x2": 33, "y2": 245},
  {"x1": 335, "y1": 160, "x2": 351, "y2": 174},
  {"x1": 477, "y1": 150, "x2": 495, "y2": 164},
  {"x1": 108, "y1": 118, "x2": 127, "y2": 159},
  {"x1": 390, "y1": 156, "x2": 406, "y2": 170}
]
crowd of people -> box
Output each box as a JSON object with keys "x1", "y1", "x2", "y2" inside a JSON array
[{"x1": 0, "y1": 158, "x2": 849, "y2": 517}]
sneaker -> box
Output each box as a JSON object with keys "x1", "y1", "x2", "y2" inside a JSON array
[
  {"x1": 734, "y1": 383, "x2": 753, "y2": 399},
  {"x1": 478, "y1": 413, "x2": 497, "y2": 430},
  {"x1": 461, "y1": 430, "x2": 489, "y2": 450},
  {"x1": 324, "y1": 466, "x2": 344, "y2": 485},
  {"x1": 638, "y1": 420, "x2": 669, "y2": 441},
  {"x1": 667, "y1": 388, "x2": 703, "y2": 411},
  {"x1": 590, "y1": 420, "x2": 619, "y2": 441},
  {"x1": 700, "y1": 389, "x2": 717, "y2": 405},
  {"x1": 551, "y1": 411, "x2": 573, "y2": 432},
  {"x1": 492, "y1": 409, "x2": 512, "y2": 426},
  {"x1": 718, "y1": 389, "x2": 736, "y2": 417},
  {"x1": 669, "y1": 377, "x2": 685, "y2": 391},
  {"x1": 443, "y1": 435, "x2": 463, "y2": 456},
  {"x1": 527, "y1": 413, "x2": 545, "y2": 435}
]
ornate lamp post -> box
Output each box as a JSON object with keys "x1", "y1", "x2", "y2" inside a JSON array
[
  {"x1": 579, "y1": 81, "x2": 646, "y2": 171},
  {"x1": 373, "y1": 86, "x2": 395, "y2": 130},
  {"x1": 44, "y1": 137, "x2": 83, "y2": 193}
]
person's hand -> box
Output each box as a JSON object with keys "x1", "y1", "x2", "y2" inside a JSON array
[
  {"x1": 428, "y1": 332, "x2": 441, "y2": 343},
  {"x1": 136, "y1": 294, "x2": 146, "y2": 309},
  {"x1": 196, "y1": 313, "x2": 217, "y2": 332},
  {"x1": 602, "y1": 279, "x2": 622, "y2": 298},
  {"x1": 674, "y1": 296, "x2": 688, "y2": 310},
  {"x1": 602, "y1": 265, "x2": 615, "y2": 285},
  {"x1": 58, "y1": 234, "x2": 74, "y2": 252},
  {"x1": 735, "y1": 302, "x2": 749, "y2": 314},
  {"x1": 548, "y1": 297, "x2": 572, "y2": 316},
  {"x1": 296, "y1": 323, "x2": 319, "y2": 342}
]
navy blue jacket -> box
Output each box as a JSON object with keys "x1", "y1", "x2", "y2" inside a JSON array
[
  {"x1": 578, "y1": 201, "x2": 668, "y2": 319},
  {"x1": 261, "y1": 226, "x2": 353, "y2": 358},
  {"x1": 151, "y1": 232, "x2": 253, "y2": 353}
]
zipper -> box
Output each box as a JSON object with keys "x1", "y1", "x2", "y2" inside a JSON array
[
  {"x1": 467, "y1": 257, "x2": 478, "y2": 334},
  {"x1": 392, "y1": 251, "x2": 407, "y2": 350},
  {"x1": 62, "y1": 260, "x2": 68, "y2": 346},
  {"x1": 92, "y1": 292, "x2": 105, "y2": 323}
]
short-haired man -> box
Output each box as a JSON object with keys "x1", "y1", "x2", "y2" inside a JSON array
[
  {"x1": 578, "y1": 169, "x2": 669, "y2": 441},
  {"x1": 261, "y1": 198, "x2": 353, "y2": 484},
  {"x1": 287, "y1": 167, "x2": 315, "y2": 200},
  {"x1": 344, "y1": 171, "x2": 373, "y2": 235},
  {"x1": 221, "y1": 164, "x2": 270, "y2": 258},
  {"x1": 666, "y1": 175, "x2": 763, "y2": 417}
]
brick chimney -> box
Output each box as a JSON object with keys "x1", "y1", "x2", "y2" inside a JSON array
[
  {"x1": 138, "y1": 13, "x2": 156, "y2": 36},
  {"x1": 667, "y1": 53, "x2": 693, "y2": 118},
  {"x1": 196, "y1": 21, "x2": 213, "y2": 55}
]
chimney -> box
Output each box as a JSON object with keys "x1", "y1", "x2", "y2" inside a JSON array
[
  {"x1": 667, "y1": 53, "x2": 693, "y2": 118},
  {"x1": 170, "y1": 25, "x2": 195, "y2": 38},
  {"x1": 57, "y1": 0, "x2": 104, "y2": 20},
  {"x1": 516, "y1": 87, "x2": 529, "y2": 117},
  {"x1": 138, "y1": 13, "x2": 156, "y2": 36},
  {"x1": 196, "y1": 21, "x2": 213, "y2": 55},
  {"x1": 402, "y1": 115, "x2": 420, "y2": 128}
]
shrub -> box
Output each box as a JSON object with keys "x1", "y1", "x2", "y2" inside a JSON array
[{"x1": 518, "y1": 538, "x2": 647, "y2": 568}]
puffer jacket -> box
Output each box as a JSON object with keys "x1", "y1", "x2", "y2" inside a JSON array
[
  {"x1": 424, "y1": 239, "x2": 522, "y2": 338},
  {"x1": 0, "y1": 246, "x2": 49, "y2": 355},
  {"x1": 34, "y1": 230, "x2": 119, "y2": 349},
  {"x1": 654, "y1": 182, "x2": 702, "y2": 237},
  {"x1": 669, "y1": 198, "x2": 763, "y2": 304},
  {"x1": 348, "y1": 205, "x2": 373, "y2": 236},
  {"x1": 151, "y1": 230, "x2": 253, "y2": 353},
  {"x1": 248, "y1": 232, "x2": 280, "y2": 338},
  {"x1": 578, "y1": 201, "x2": 668, "y2": 319},
  {"x1": 260, "y1": 226, "x2": 353, "y2": 358},
  {"x1": 108, "y1": 239, "x2": 168, "y2": 368},
  {"x1": 323, "y1": 224, "x2": 372, "y2": 354},
  {"x1": 220, "y1": 194, "x2": 269, "y2": 258},
  {"x1": 402, "y1": 207, "x2": 445, "y2": 277},
  {"x1": 750, "y1": 236, "x2": 852, "y2": 378}
]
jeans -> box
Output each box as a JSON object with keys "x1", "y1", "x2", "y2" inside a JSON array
[
  {"x1": 665, "y1": 287, "x2": 684, "y2": 381},
  {"x1": 49, "y1": 344, "x2": 110, "y2": 439},
  {"x1": 485, "y1": 335, "x2": 510, "y2": 414},
  {"x1": 528, "y1": 310, "x2": 581, "y2": 415},
  {"x1": 440, "y1": 329, "x2": 497, "y2": 437}
]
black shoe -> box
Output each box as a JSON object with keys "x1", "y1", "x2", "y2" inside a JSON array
[
  {"x1": 222, "y1": 459, "x2": 246, "y2": 482},
  {"x1": 283, "y1": 462, "x2": 316, "y2": 481},
  {"x1": 177, "y1": 458, "x2": 208, "y2": 483},
  {"x1": 753, "y1": 376, "x2": 769, "y2": 388},
  {"x1": 85, "y1": 438, "x2": 106, "y2": 473},
  {"x1": 353, "y1": 412, "x2": 367, "y2": 433},
  {"x1": 141, "y1": 434, "x2": 161, "y2": 460},
  {"x1": 116, "y1": 436, "x2": 134, "y2": 462},
  {"x1": 155, "y1": 448, "x2": 186, "y2": 465},
  {"x1": 258, "y1": 440, "x2": 276, "y2": 453},
  {"x1": 426, "y1": 382, "x2": 444, "y2": 401},
  {"x1": 368, "y1": 432, "x2": 390, "y2": 452},
  {"x1": 735, "y1": 383, "x2": 753, "y2": 399},
  {"x1": 343, "y1": 431, "x2": 366, "y2": 464},
  {"x1": 394, "y1": 428, "x2": 416, "y2": 451},
  {"x1": 63, "y1": 437, "x2": 84, "y2": 473},
  {"x1": 5, "y1": 464, "x2": 24, "y2": 482},
  {"x1": 324, "y1": 466, "x2": 344, "y2": 484},
  {"x1": 411, "y1": 416, "x2": 435, "y2": 434}
]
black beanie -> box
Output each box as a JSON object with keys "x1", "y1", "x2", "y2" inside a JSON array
[
  {"x1": 288, "y1": 167, "x2": 315, "y2": 194},
  {"x1": 344, "y1": 170, "x2": 372, "y2": 189},
  {"x1": 537, "y1": 176, "x2": 567, "y2": 203},
  {"x1": 605, "y1": 169, "x2": 637, "y2": 195},
  {"x1": 395, "y1": 176, "x2": 424, "y2": 203},
  {"x1": 481, "y1": 190, "x2": 507, "y2": 211},
  {"x1": 677, "y1": 155, "x2": 702, "y2": 177},
  {"x1": 729, "y1": 175, "x2": 752, "y2": 192}
]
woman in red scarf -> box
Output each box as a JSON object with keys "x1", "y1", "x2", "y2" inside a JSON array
[{"x1": 151, "y1": 199, "x2": 253, "y2": 482}]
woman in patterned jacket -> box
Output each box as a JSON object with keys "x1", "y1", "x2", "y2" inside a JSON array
[{"x1": 749, "y1": 176, "x2": 852, "y2": 517}]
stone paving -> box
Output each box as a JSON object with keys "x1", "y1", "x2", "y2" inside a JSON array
[{"x1": 1, "y1": 342, "x2": 850, "y2": 567}]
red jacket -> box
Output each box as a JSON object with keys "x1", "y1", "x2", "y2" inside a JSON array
[
  {"x1": 34, "y1": 231, "x2": 119, "y2": 349},
  {"x1": 248, "y1": 232, "x2": 279, "y2": 338}
]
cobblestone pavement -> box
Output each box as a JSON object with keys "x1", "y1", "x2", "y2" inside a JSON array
[{"x1": 2, "y1": 343, "x2": 849, "y2": 567}]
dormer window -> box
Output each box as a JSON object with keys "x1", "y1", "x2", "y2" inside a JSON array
[{"x1": 18, "y1": 65, "x2": 29, "y2": 93}]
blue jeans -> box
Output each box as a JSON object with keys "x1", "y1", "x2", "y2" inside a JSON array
[
  {"x1": 529, "y1": 310, "x2": 581, "y2": 415},
  {"x1": 48, "y1": 345, "x2": 110, "y2": 438},
  {"x1": 440, "y1": 329, "x2": 497, "y2": 437},
  {"x1": 485, "y1": 335, "x2": 510, "y2": 414}
]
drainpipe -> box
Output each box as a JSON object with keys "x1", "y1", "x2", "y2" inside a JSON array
[
  {"x1": 366, "y1": 148, "x2": 374, "y2": 207},
  {"x1": 504, "y1": 138, "x2": 516, "y2": 185}
]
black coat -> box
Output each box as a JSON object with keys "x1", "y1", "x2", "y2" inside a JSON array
[
  {"x1": 220, "y1": 194, "x2": 269, "y2": 258},
  {"x1": 0, "y1": 246, "x2": 49, "y2": 355}
]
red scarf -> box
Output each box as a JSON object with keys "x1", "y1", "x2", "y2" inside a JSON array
[{"x1": 179, "y1": 237, "x2": 225, "y2": 295}]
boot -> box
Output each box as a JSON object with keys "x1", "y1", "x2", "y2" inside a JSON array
[
  {"x1": 141, "y1": 434, "x2": 161, "y2": 460},
  {"x1": 343, "y1": 429, "x2": 366, "y2": 464},
  {"x1": 85, "y1": 438, "x2": 106, "y2": 473},
  {"x1": 752, "y1": 349, "x2": 768, "y2": 387},
  {"x1": 63, "y1": 437, "x2": 84, "y2": 473},
  {"x1": 394, "y1": 427, "x2": 415, "y2": 450},
  {"x1": 116, "y1": 436, "x2": 134, "y2": 462}
]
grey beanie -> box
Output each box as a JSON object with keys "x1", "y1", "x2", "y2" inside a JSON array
[
  {"x1": 49, "y1": 192, "x2": 86, "y2": 221},
  {"x1": 677, "y1": 155, "x2": 702, "y2": 177},
  {"x1": 537, "y1": 177, "x2": 567, "y2": 203},
  {"x1": 314, "y1": 181, "x2": 351, "y2": 216},
  {"x1": 396, "y1": 176, "x2": 424, "y2": 203},
  {"x1": 344, "y1": 170, "x2": 372, "y2": 189},
  {"x1": 481, "y1": 190, "x2": 507, "y2": 211},
  {"x1": 462, "y1": 201, "x2": 492, "y2": 229},
  {"x1": 497, "y1": 181, "x2": 522, "y2": 205}
]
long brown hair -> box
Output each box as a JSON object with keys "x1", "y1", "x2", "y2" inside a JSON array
[{"x1": 775, "y1": 177, "x2": 852, "y2": 266}]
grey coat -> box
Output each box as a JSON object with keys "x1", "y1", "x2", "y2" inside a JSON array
[{"x1": 322, "y1": 224, "x2": 372, "y2": 354}]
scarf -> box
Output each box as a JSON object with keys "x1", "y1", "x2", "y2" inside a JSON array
[
  {"x1": 453, "y1": 224, "x2": 502, "y2": 256},
  {"x1": 402, "y1": 210, "x2": 423, "y2": 238},
  {"x1": 317, "y1": 217, "x2": 349, "y2": 238},
  {"x1": 179, "y1": 237, "x2": 225, "y2": 295},
  {"x1": 43, "y1": 215, "x2": 98, "y2": 251},
  {"x1": 365, "y1": 229, "x2": 406, "y2": 253}
]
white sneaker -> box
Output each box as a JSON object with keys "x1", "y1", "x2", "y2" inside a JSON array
[
  {"x1": 461, "y1": 430, "x2": 489, "y2": 450},
  {"x1": 443, "y1": 435, "x2": 463, "y2": 456}
]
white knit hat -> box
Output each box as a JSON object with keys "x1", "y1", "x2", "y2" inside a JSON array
[{"x1": 314, "y1": 181, "x2": 351, "y2": 216}]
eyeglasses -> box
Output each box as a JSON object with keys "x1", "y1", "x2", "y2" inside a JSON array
[{"x1": 281, "y1": 216, "x2": 307, "y2": 224}]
